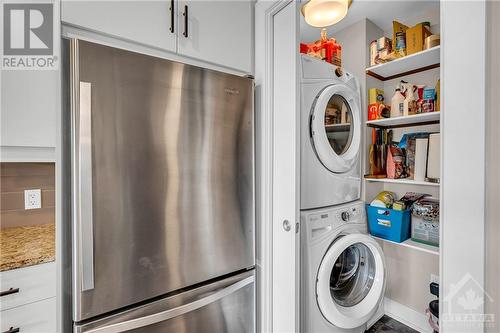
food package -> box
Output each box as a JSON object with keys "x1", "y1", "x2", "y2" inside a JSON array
[
  {"x1": 392, "y1": 21, "x2": 409, "y2": 51},
  {"x1": 435, "y1": 79, "x2": 440, "y2": 111},
  {"x1": 398, "y1": 133, "x2": 430, "y2": 178},
  {"x1": 394, "y1": 192, "x2": 429, "y2": 211},
  {"x1": 377, "y1": 37, "x2": 392, "y2": 51},
  {"x1": 412, "y1": 197, "x2": 440, "y2": 221},
  {"x1": 406, "y1": 23, "x2": 432, "y2": 55},
  {"x1": 369, "y1": 88, "x2": 384, "y2": 104},
  {"x1": 386, "y1": 146, "x2": 407, "y2": 179},
  {"x1": 368, "y1": 103, "x2": 390, "y2": 120},
  {"x1": 370, "y1": 191, "x2": 397, "y2": 208}
]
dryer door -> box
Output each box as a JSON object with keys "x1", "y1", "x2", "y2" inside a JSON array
[
  {"x1": 310, "y1": 84, "x2": 361, "y2": 173},
  {"x1": 316, "y1": 234, "x2": 385, "y2": 329}
]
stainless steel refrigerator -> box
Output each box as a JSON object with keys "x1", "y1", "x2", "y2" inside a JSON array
[{"x1": 66, "y1": 39, "x2": 255, "y2": 332}]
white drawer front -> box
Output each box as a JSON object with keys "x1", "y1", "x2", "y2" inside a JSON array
[
  {"x1": 1, "y1": 297, "x2": 56, "y2": 333},
  {"x1": 0, "y1": 263, "x2": 56, "y2": 311}
]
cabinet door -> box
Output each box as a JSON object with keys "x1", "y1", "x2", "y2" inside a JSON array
[
  {"x1": 177, "y1": 0, "x2": 253, "y2": 73},
  {"x1": 0, "y1": 263, "x2": 56, "y2": 312},
  {"x1": 1, "y1": 71, "x2": 57, "y2": 148},
  {"x1": 61, "y1": 1, "x2": 177, "y2": 53},
  {"x1": 1, "y1": 298, "x2": 56, "y2": 333}
]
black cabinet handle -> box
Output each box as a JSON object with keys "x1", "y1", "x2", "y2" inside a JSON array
[
  {"x1": 169, "y1": 0, "x2": 174, "y2": 33},
  {"x1": 183, "y1": 5, "x2": 188, "y2": 38},
  {"x1": 0, "y1": 288, "x2": 19, "y2": 297},
  {"x1": 3, "y1": 327, "x2": 20, "y2": 333}
]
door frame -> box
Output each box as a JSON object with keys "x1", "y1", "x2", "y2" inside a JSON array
[{"x1": 255, "y1": 0, "x2": 300, "y2": 332}]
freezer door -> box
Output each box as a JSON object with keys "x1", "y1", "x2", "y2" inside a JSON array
[
  {"x1": 75, "y1": 271, "x2": 255, "y2": 333},
  {"x1": 70, "y1": 40, "x2": 255, "y2": 321}
]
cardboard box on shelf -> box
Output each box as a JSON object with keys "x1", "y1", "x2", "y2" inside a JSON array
[
  {"x1": 369, "y1": 88, "x2": 384, "y2": 105},
  {"x1": 392, "y1": 21, "x2": 409, "y2": 50},
  {"x1": 406, "y1": 23, "x2": 432, "y2": 55}
]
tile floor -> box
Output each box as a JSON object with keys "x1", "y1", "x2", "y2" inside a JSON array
[{"x1": 366, "y1": 315, "x2": 420, "y2": 333}]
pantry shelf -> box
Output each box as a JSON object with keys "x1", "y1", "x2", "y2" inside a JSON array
[
  {"x1": 366, "y1": 46, "x2": 440, "y2": 81},
  {"x1": 366, "y1": 112, "x2": 440, "y2": 128},
  {"x1": 365, "y1": 177, "x2": 440, "y2": 187},
  {"x1": 373, "y1": 236, "x2": 439, "y2": 256}
]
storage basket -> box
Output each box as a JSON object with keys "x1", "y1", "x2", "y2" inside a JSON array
[{"x1": 366, "y1": 205, "x2": 411, "y2": 243}]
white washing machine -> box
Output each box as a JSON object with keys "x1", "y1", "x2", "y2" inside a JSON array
[
  {"x1": 301, "y1": 201, "x2": 386, "y2": 333},
  {"x1": 300, "y1": 55, "x2": 362, "y2": 210}
]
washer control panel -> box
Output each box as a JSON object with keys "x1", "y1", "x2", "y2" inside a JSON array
[{"x1": 336, "y1": 203, "x2": 363, "y2": 224}]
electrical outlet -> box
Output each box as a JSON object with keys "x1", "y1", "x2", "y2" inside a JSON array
[
  {"x1": 430, "y1": 274, "x2": 440, "y2": 284},
  {"x1": 24, "y1": 189, "x2": 42, "y2": 210}
]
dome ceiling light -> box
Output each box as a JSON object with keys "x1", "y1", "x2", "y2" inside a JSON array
[{"x1": 301, "y1": 0, "x2": 352, "y2": 28}]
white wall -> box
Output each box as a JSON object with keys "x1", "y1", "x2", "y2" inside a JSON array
[
  {"x1": 441, "y1": 1, "x2": 486, "y2": 332},
  {"x1": 485, "y1": 1, "x2": 500, "y2": 332}
]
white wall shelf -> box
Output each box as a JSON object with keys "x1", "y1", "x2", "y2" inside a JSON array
[
  {"x1": 365, "y1": 177, "x2": 439, "y2": 187},
  {"x1": 366, "y1": 46, "x2": 440, "y2": 81},
  {"x1": 373, "y1": 236, "x2": 439, "y2": 256},
  {"x1": 366, "y1": 112, "x2": 440, "y2": 128}
]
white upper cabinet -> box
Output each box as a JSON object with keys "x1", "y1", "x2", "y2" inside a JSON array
[
  {"x1": 1, "y1": 71, "x2": 57, "y2": 148},
  {"x1": 61, "y1": 0, "x2": 253, "y2": 74},
  {"x1": 177, "y1": 0, "x2": 253, "y2": 73},
  {"x1": 61, "y1": 1, "x2": 177, "y2": 53}
]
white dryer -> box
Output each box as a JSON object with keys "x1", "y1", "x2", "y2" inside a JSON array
[
  {"x1": 301, "y1": 201, "x2": 386, "y2": 333},
  {"x1": 300, "y1": 54, "x2": 362, "y2": 210}
]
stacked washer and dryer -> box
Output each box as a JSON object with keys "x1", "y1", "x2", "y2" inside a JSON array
[{"x1": 299, "y1": 55, "x2": 386, "y2": 333}]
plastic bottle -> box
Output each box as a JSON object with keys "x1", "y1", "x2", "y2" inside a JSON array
[
  {"x1": 391, "y1": 88, "x2": 405, "y2": 118},
  {"x1": 403, "y1": 83, "x2": 417, "y2": 116}
]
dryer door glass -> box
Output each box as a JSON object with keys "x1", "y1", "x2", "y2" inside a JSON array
[
  {"x1": 310, "y1": 84, "x2": 361, "y2": 174},
  {"x1": 329, "y1": 242, "x2": 375, "y2": 307},
  {"x1": 324, "y1": 95, "x2": 353, "y2": 155}
]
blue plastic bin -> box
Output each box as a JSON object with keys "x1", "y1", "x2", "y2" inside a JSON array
[{"x1": 366, "y1": 204, "x2": 411, "y2": 243}]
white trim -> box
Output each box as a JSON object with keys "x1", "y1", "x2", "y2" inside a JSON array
[
  {"x1": 0, "y1": 146, "x2": 56, "y2": 162},
  {"x1": 384, "y1": 297, "x2": 433, "y2": 333},
  {"x1": 255, "y1": 1, "x2": 295, "y2": 332}
]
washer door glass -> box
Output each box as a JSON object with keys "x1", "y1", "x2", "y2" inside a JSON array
[
  {"x1": 329, "y1": 242, "x2": 375, "y2": 307},
  {"x1": 316, "y1": 234, "x2": 385, "y2": 329},
  {"x1": 310, "y1": 84, "x2": 361, "y2": 174},
  {"x1": 324, "y1": 95, "x2": 354, "y2": 155}
]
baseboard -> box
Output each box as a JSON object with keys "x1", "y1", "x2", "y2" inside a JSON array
[{"x1": 384, "y1": 297, "x2": 432, "y2": 333}]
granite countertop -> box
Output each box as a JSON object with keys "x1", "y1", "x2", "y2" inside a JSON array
[{"x1": 0, "y1": 223, "x2": 55, "y2": 271}]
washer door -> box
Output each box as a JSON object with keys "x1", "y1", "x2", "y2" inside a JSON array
[
  {"x1": 310, "y1": 84, "x2": 361, "y2": 173},
  {"x1": 316, "y1": 234, "x2": 385, "y2": 329}
]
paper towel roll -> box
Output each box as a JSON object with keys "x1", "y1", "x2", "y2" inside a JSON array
[{"x1": 414, "y1": 138, "x2": 429, "y2": 181}]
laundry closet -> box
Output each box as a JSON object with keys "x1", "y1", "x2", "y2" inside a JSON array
[{"x1": 299, "y1": 1, "x2": 441, "y2": 332}]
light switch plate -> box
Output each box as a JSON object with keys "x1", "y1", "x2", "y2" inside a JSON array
[{"x1": 24, "y1": 189, "x2": 42, "y2": 210}]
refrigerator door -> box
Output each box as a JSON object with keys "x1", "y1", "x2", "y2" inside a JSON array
[
  {"x1": 70, "y1": 40, "x2": 254, "y2": 321},
  {"x1": 74, "y1": 270, "x2": 255, "y2": 333}
]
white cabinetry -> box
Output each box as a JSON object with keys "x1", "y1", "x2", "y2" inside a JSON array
[
  {"x1": 177, "y1": 0, "x2": 253, "y2": 73},
  {"x1": 0, "y1": 263, "x2": 56, "y2": 333},
  {"x1": 61, "y1": 0, "x2": 253, "y2": 73},
  {"x1": 1, "y1": 71, "x2": 57, "y2": 150},
  {"x1": 1, "y1": 298, "x2": 56, "y2": 333},
  {"x1": 61, "y1": 1, "x2": 177, "y2": 53}
]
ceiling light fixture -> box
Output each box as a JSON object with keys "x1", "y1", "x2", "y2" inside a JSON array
[{"x1": 301, "y1": 0, "x2": 352, "y2": 28}]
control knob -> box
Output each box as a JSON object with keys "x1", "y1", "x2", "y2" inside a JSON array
[{"x1": 341, "y1": 211, "x2": 350, "y2": 222}]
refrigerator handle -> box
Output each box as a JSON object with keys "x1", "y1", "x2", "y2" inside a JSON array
[
  {"x1": 83, "y1": 275, "x2": 254, "y2": 333},
  {"x1": 79, "y1": 82, "x2": 95, "y2": 291}
]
